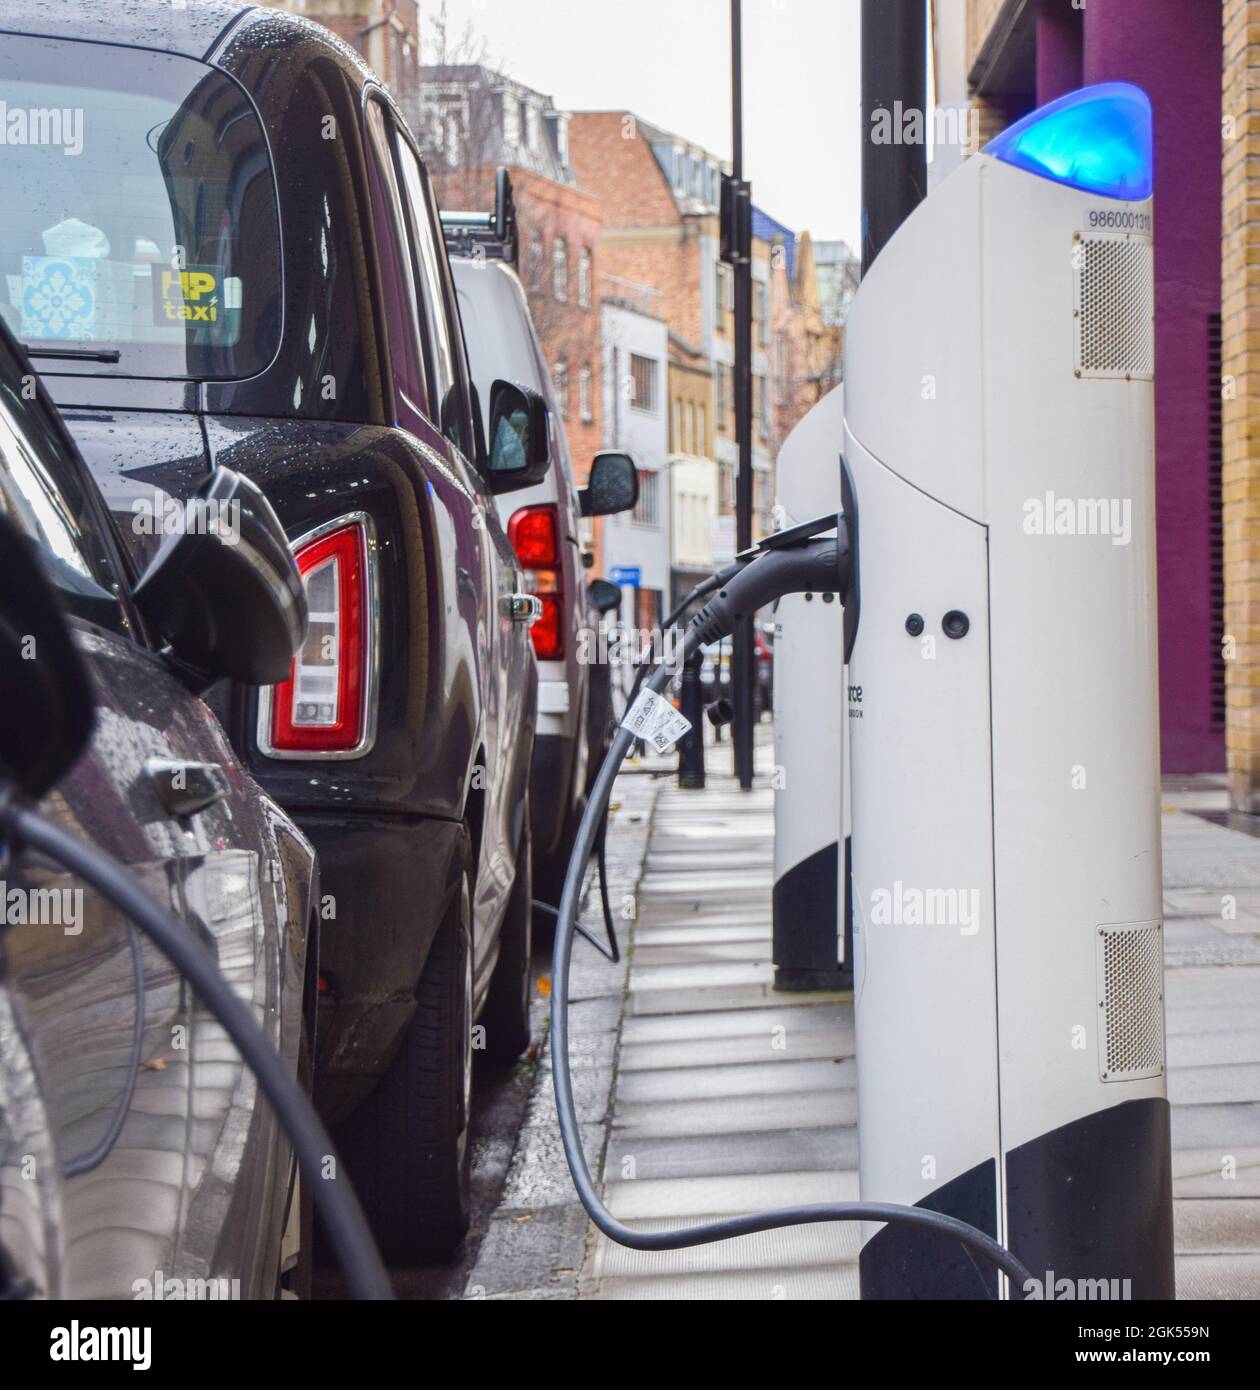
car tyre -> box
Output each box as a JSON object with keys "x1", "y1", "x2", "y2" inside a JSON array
[
  {"x1": 480, "y1": 809, "x2": 533, "y2": 1064},
  {"x1": 341, "y1": 863, "x2": 474, "y2": 1263}
]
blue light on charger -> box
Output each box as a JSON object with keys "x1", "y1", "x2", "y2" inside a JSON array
[{"x1": 983, "y1": 82, "x2": 1152, "y2": 201}]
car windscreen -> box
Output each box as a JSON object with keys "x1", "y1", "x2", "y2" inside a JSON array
[{"x1": 0, "y1": 34, "x2": 281, "y2": 380}]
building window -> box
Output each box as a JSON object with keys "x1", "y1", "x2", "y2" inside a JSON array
[
  {"x1": 554, "y1": 361, "x2": 569, "y2": 418},
  {"x1": 775, "y1": 333, "x2": 787, "y2": 400},
  {"x1": 633, "y1": 468, "x2": 660, "y2": 526},
  {"x1": 687, "y1": 402, "x2": 697, "y2": 455},
  {"x1": 757, "y1": 372, "x2": 770, "y2": 438},
  {"x1": 579, "y1": 364, "x2": 593, "y2": 422},
  {"x1": 630, "y1": 353, "x2": 657, "y2": 412},
  {"x1": 502, "y1": 92, "x2": 521, "y2": 145},
  {"x1": 755, "y1": 281, "x2": 769, "y2": 346},
  {"x1": 719, "y1": 461, "x2": 736, "y2": 511},
  {"x1": 697, "y1": 403, "x2": 707, "y2": 456},
  {"x1": 715, "y1": 363, "x2": 728, "y2": 427},
  {"x1": 553, "y1": 237, "x2": 568, "y2": 301},
  {"x1": 578, "y1": 248, "x2": 592, "y2": 309},
  {"x1": 672, "y1": 398, "x2": 683, "y2": 451},
  {"x1": 715, "y1": 264, "x2": 726, "y2": 332}
]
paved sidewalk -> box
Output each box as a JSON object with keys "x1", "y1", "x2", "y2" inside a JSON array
[
  {"x1": 466, "y1": 751, "x2": 1260, "y2": 1299},
  {"x1": 1160, "y1": 775, "x2": 1260, "y2": 1298}
]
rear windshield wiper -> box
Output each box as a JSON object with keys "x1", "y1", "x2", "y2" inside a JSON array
[{"x1": 24, "y1": 346, "x2": 121, "y2": 364}]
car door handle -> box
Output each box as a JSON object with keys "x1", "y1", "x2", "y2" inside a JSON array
[
  {"x1": 501, "y1": 593, "x2": 542, "y2": 623},
  {"x1": 145, "y1": 758, "x2": 229, "y2": 817}
]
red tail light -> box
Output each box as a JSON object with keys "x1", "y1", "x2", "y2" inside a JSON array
[
  {"x1": 259, "y1": 514, "x2": 378, "y2": 758},
  {"x1": 508, "y1": 504, "x2": 564, "y2": 660}
]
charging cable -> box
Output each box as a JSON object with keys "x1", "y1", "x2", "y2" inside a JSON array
[
  {"x1": 0, "y1": 793, "x2": 394, "y2": 1301},
  {"x1": 550, "y1": 532, "x2": 1036, "y2": 1293}
]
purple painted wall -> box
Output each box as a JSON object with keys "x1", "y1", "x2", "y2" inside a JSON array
[
  {"x1": 1083, "y1": 0, "x2": 1224, "y2": 772},
  {"x1": 1036, "y1": 0, "x2": 1083, "y2": 103}
]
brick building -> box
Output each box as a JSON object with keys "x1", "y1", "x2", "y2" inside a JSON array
[
  {"x1": 419, "y1": 67, "x2": 605, "y2": 487},
  {"x1": 753, "y1": 211, "x2": 843, "y2": 467},
  {"x1": 958, "y1": 0, "x2": 1234, "y2": 784},
  {"x1": 569, "y1": 112, "x2": 827, "y2": 600}
]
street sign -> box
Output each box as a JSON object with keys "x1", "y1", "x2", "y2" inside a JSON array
[{"x1": 610, "y1": 566, "x2": 640, "y2": 587}]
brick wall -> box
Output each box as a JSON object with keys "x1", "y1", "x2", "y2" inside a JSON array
[
  {"x1": 431, "y1": 165, "x2": 604, "y2": 484},
  {"x1": 1223, "y1": 0, "x2": 1260, "y2": 808}
]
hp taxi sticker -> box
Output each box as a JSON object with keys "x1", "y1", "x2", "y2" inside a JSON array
[
  {"x1": 621, "y1": 689, "x2": 692, "y2": 754},
  {"x1": 154, "y1": 265, "x2": 223, "y2": 324}
]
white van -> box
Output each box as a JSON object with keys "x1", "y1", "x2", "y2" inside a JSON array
[{"x1": 446, "y1": 177, "x2": 637, "y2": 901}]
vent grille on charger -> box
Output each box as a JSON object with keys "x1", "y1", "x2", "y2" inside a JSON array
[
  {"x1": 1096, "y1": 920, "x2": 1165, "y2": 1083},
  {"x1": 1074, "y1": 233, "x2": 1154, "y2": 381}
]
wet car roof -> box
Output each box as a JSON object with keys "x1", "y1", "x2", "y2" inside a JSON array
[{"x1": 0, "y1": 0, "x2": 253, "y2": 61}]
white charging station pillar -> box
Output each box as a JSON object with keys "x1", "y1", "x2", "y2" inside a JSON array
[
  {"x1": 772, "y1": 388, "x2": 851, "y2": 990},
  {"x1": 842, "y1": 84, "x2": 1172, "y2": 1299}
]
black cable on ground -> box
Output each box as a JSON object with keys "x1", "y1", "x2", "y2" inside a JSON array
[
  {"x1": 550, "y1": 538, "x2": 1037, "y2": 1294},
  {"x1": 0, "y1": 796, "x2": 394, "y2": 1301}
]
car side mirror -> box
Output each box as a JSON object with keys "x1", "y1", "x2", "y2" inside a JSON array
[
  {"x1": 0, "y1": 510, "x2": 96, "y2": 799},
  {"x1": 579, "y1": 452, "x2": 638, "y2": 518},
  {"x1": 587, "y1": 578, "x2": 622, "y2": 616},
  {"x1": 133, "y1": 466, "x2": 308, "y2": 693},
  {"x1": 485, "y1": 379, "x2": 550, "y2": 494}
]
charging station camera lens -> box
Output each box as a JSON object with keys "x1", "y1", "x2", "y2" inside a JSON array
[
  {"x1": 942, "y1": 610, "x2": 970, "y2": 639},
  {"x1": 905, "y1": 613, "x2": 924, "y2": 636}
]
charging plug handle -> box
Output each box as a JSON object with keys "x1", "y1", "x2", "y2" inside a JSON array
[{"x1": 690, "y1": 532, "x2": 850, "y2": 647}]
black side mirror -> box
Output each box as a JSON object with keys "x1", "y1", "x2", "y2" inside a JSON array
[
  {"x1": 579, "y1": 452, "x2": 638, "y2": 518},
  {"x1": 485, "y1": 379, "x2": 551, "y2": 494},
  {"x1": 0, "y1": 510, "x2": 96, "y2": 799},
  {"x1": 133, "y1": 466, "x2": 307, "y2": 693},
  {"x1": 587, "y1": 578, "x2": 622, "y2": 616}
]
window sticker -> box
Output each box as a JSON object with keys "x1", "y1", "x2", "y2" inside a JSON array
[
  {"x1": 21, "y1": 255, "x2": 96, "y2": 340},
  {"x1": 153, "y1": 264, "x2": 224, "y2": 325}
]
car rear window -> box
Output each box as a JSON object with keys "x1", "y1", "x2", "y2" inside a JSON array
[{"x1": 0, "y1": 34, "x2": 281, "y2": 380}]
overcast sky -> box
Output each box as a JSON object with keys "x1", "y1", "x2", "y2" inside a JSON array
[{"x1": 425, "y1": 0, "x2": 862, "y2": 247}]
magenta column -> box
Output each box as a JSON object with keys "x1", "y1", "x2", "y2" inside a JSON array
[
  {"x1": 1084, "y1": 0, "x2": 1224, "y2": 772},
  {"x1": 1036, "y1": 0, "x2": 1083, "y2": 103}
]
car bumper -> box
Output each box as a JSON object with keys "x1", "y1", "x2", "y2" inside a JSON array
[{"x1": 301, "y1": 811, "x2": 466, "y2": 1124}]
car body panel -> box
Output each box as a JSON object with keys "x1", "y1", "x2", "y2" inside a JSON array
[
  {"x1": 453, "y1": 258, "x2": 590, "y2": 861},
  {"x1": 0, "y1": 323, "x2": 316, "y2": 1299}
]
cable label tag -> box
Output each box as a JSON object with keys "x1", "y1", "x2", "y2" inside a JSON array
[{"x1": 621, "y1": 689, "x2": 692, "y2": 754}]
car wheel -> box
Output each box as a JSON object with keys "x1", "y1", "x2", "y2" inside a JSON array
[
  {"x1": 341, "y1": 863, "x2": 474, "y2": 1263},
  {"x1": 479, "y1": 808, "x2": 533, "y2": 1064}
]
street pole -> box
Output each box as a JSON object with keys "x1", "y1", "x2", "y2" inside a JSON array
[
  {"x1": 860, "y1": 0, "x2": 928, "y2": 273},
  {"x1": 730, "y1": 0, "x2": 755, "y2": 790}
]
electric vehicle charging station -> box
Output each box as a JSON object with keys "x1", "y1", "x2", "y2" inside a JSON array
[
  {"x1": 549, "y1": 80, "x2": 1170, "y2": 1304},
  {"x1": 843, "y1": 82, "x2": 1172, "y2": 1298},
  {"x1": 772, "y1": 388, "x2": 852, "y2": 990}
]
